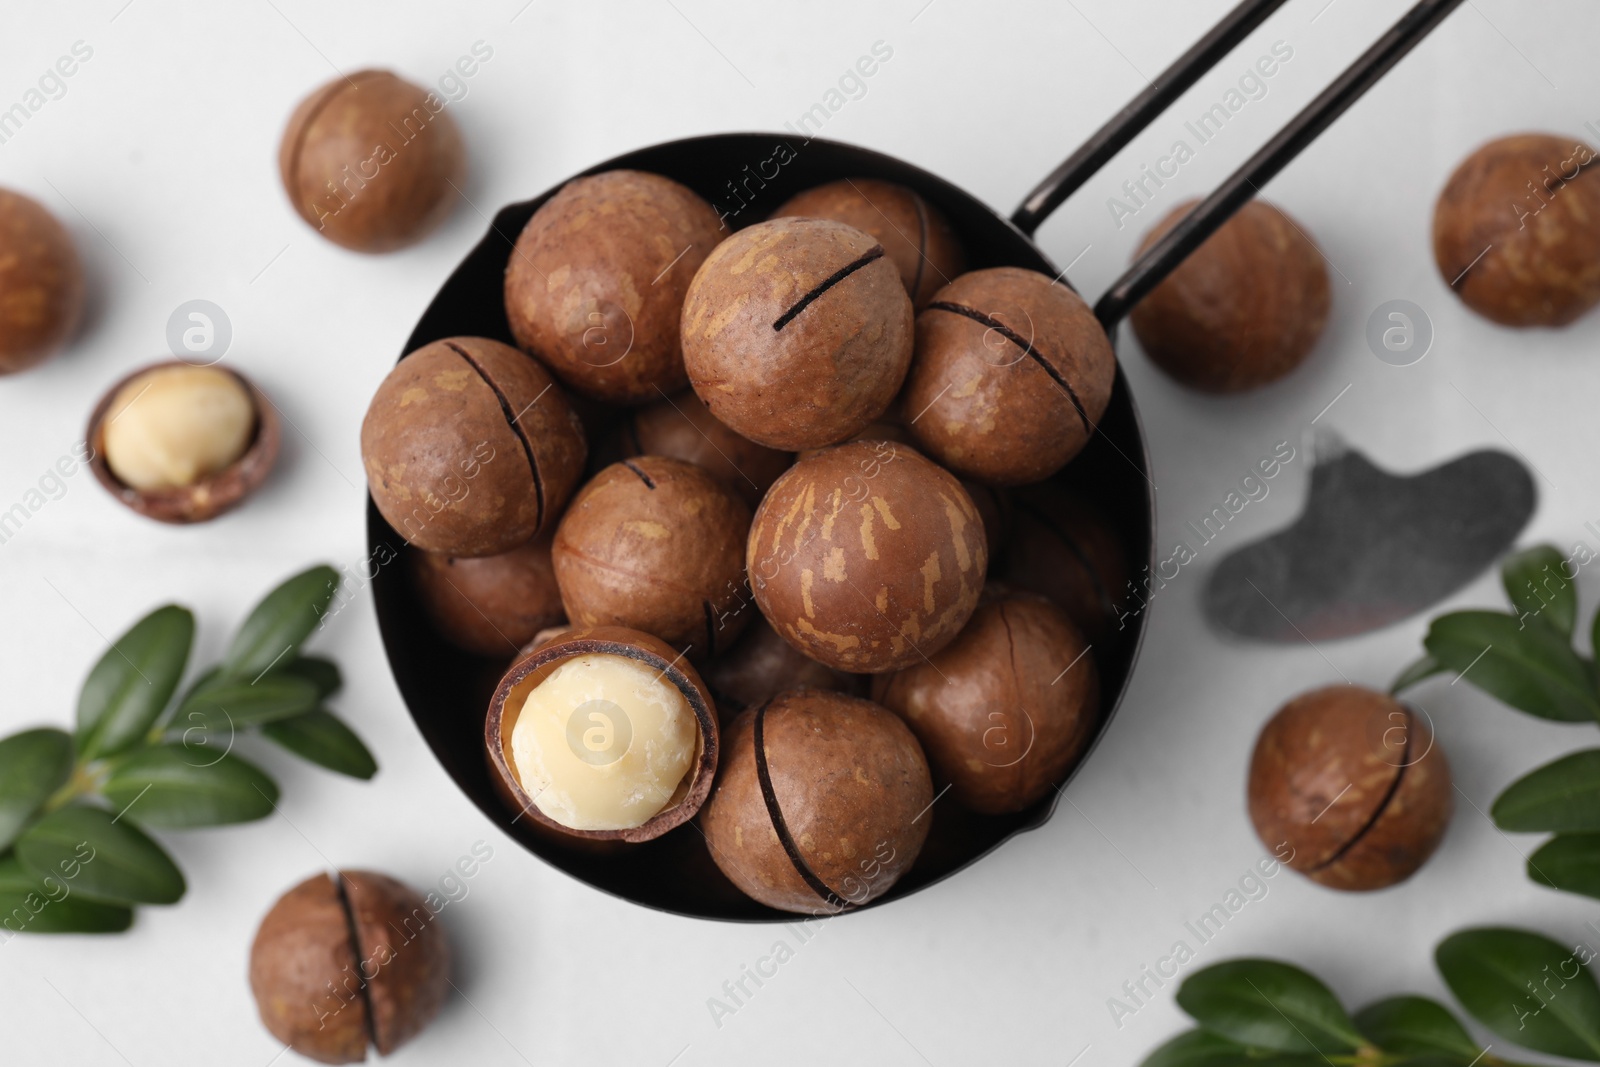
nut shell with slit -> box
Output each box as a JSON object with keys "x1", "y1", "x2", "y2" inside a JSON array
[
  {"x1": 681, "y1": 217, "x2": 914, "y2": 451},
  {"x1": 553, "y1": 456, "x2": 752, "y2": 655},
  {"x1": 747, "y1": 440, "x2": 987, "y2": 673},
  {"x1": 1248, "y1": 685, "x2": 1453, "y2": 891},
  {"x1": 248, "y1": 870, "x2": 450, "y2": 1064},
  {"x1": 772, "y1": 178, "x2": 965, "y2": 308},
  {"x1": 505, "y1": 170, "x2": 725, "y2": 404},
  {"x1": 1433, "y1": 133, "x2": 1600, "y2": 328},
  {"x1": 874, "y1": 592, "x2": 1099, "y2": 815},
  {"x1": 361, "y1": 336, "x2": 587, "y2": 557},
  {"x1": 700, "y1": 689, "x2": 933, "y2": 914},
  {"x1": 621, "y1": 388, "x2": 793, "y2": 508},
  {"x1": 903, "y1": 267, "x2": 1115, "y2": 485}
]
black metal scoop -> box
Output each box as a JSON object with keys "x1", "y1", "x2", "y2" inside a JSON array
[
  {"x1": 1204, "y1": 431, "x2": 1536, "y2": 642},
  {"x1": 372, "y1": 0, "x2": 1467, "y2": 920}
]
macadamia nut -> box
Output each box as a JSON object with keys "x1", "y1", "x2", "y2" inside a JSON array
[
  {"x1": 510, "y1": 652, "x2": 696, "y2": 831},
  {"x1": 103, "y1": 365, "x2": 255, "y2": 491}
]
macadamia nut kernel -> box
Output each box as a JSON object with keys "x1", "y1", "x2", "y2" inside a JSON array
[
  {"x1": 103, "y1": 365, "x2": 255, "y2": 491},
  {"x1": 509, "y1": 652, "x2": 696, "y2": 831}
]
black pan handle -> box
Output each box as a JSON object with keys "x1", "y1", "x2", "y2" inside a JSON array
[
  {"x1": 1094, "y1": 0, "x2": 1466, "y2": 327},
  {"x1": 1011, "y1": 0, "x2": 1291, "y2": 237}
]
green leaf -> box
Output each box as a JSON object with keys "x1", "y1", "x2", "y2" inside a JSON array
[
  {"x1": 76, "y1": 604, "x2": 194, "y2": 759},
  {"x1": 1353, "y1": 995, "x2": 1481, "y2": 1058},
  {"x1": 221, "y1": 565, "x2": 339, "y2": 681},
  {"x1": 170, "y1": 674, "x2": 320, "y2": 742},
  {"x1": 1528, "y1": 834, "x2": 1600, "y2": 901},
  {"x1": 101, "y1": 746, "x2": 278, "y2": 829},
  {"x1": 260, "y1": 709, "x2": 376, "y2": 780},
  {"x1": 0, "y1": 855, "x2": 132, "y2": 936},
  {"x1": 1139, "y1": 1029, "x2": 1322, "y2": 1067},
  {"x1": 1492, "y1": 750, "x2": 1600, "y2": 832},
  {"x1": 1438, "y1": 927, "x2": 1600, "y2": 1061},
  {"x1": 0, "y1": 729, "x2": 74, "y2": 851},
  {"x1": 15, "y1": 806, "x2": 184, "y2": 905},
  {"x1": 1175, "y1": 959, "x2": 1365, "y2": 1055},
  {"x1": 280, "y1": 656, "x2": 342, "y2": 699},
  {"x1": 1502, "y1": 545, "x2": 1578, "y2": 639},
  {"x1": 1423, "y1": 611, "x2": 1600, "y2": 723},
  {"x1": 1392, "y1": 654, "x2": 1447, "y2": 694}
]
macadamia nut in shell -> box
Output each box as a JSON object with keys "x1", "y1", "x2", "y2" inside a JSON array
[
  {"x1": 102, "y1": 365, "x2": 255, "y2": 491},
  {"x1": 0, "y1": 188, "x2": 84, "y2": 374}
]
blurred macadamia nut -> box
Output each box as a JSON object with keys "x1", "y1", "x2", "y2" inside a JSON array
[
  {"x1": 682, "y1": 217, "x2": 913, "y2": 451},
  {"x1": 103, "y1": 365, "x2": 255, "y2": 491},
  {"x1": 748, "y1": 441, "x2": 987, "y2": 673},
  {"x1": 1004, "y1": 489, "x2": 1127, "y2": 645},
  {"x1": 506, "y1": 170, "x2": 725, "y2": 404},
  {"x1": 875, "y1": 592, "x2": 1099, "y2": 814},
  {"x1": 410, "y1": 532, "x2": 563, "y2": 658},
  {"x1": 0, "y1": 188, "x2": 84, "y2": 374},
  {"x1": 623, "y1": 389, "x2": 792, "y2": 507},
  {"x1": 1248, "y1": 685, "x2": 1453, "y2": 891},
  {"x1": 279, "y1": 70, "x2": 465, "y2": 252},
  {"x1": 773, "y1": 178, "x2": 965, "y2": 307},
  {"x1": 1434, "y1": 134, "x2": 1600, "y2": 327},
  {"x1": 904, "y1": 267, "x2": 1115, "y2": 485},
  {"x1": 1129, "y1": 199, "x2": 1330, "y2": 392},
  {"x1": 553, "y1": 456, "x2": 752, "y2": 655},
  {"x1": 361, "y1": 337, "x2": 587, "y2": 557}
]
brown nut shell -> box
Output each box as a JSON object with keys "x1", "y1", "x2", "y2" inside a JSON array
[
  {"x1": 904, "y1": 267, "x2": 1115, "y2": 485},
  {"x1": 700, "y1": 689, "x2": 933, "y2": 914},
  {"x1": 1248, "y1": 685, "x2": 1453, "y2": 892},
  {"x1": 248, "y1": 873, "x2": 373, "y2": 1065},
  {"x1": 748, "y1": 440, "x2": 987, "y2": 673},
  {"x1": 0, "y1": 188, "x2": 84, "y2": 374},
  {"x1": 410, "y1": 531, "x2": 564, "y2": 658},
  {"x1": 279, "y1": 70, "x2": 465, "y2": 252},
  {"x1": 1129, "y1": 199, "x2": 1330, "y2": 393},
  {"x1": 485, "y1": 625, "x2": 720, "y2": 843},
  {"x1": 362, "y1": 336, "x2": 587, "y2": 557},
  {"x1": 505, "y1": 170, "x2": 725, "y2": 404},
  {"x1": 86, "y1": 361, "x2": 280, "y2": 525},
  {"x1": 1433, "y1": 134, "x2": 1600, "y2": 327},
  {"x1": 622, "y1": 388, "x2": 793, "y2": 508},
  {"x1": 772, "y1": 178, "x2": 965, "y2": 308},
  {"x1": 681, "y1": 217, "x2": 914, "y2": 451},
  {"x1": 340, "y1": 871, "x2": 451, "y2": 1057},
  {"x1": 874, "y1": 593, "x2": 1099, "y2": 815},
  {"x1": 703, "y1": 614, "x2": 862, "y2": 720},
  {"x1": 1004, "y1": 488, "x2": 1128, "y2": 645},
  {"x1": 553, "y1": 456, "x2": 752, "y2": 654}
]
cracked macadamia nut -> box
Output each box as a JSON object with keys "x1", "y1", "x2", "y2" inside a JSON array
[
  {"x1": 1248, "y1": 685, "x2": 1453, "y2": 892},
  {"x1": 249, "y1": 869, "x2": 451, "y2": 1064},
  {"x1": 681, "y1": 216, "x2": 913, "y2": 451},
  {"x1": 410, "y1": 532, "x2": 563, "y2": 658},
  {"x1": 748, "y1": 440, "x2": 987, "y2": 673},
  {"x1": 701, "y1": 689, "x2": 933, "y2": 914},
  {"x1": 903, "y1": 267, "x2": 1115, "y2": 486},
  {"x1": 510, "y1": 652, "x2": 697, "y2": 831},
  {"x1": 362, "y1": 336, "x2": 586, "y2": 558},
  {"x1": 486, "y1": 626, "x2": 719, "y2": 842},
  {"x1": 1434, "y1": 134, "x2": 1600, "y2": 327},
  {"x1": 0, "y1": 188, "x2": 83, "y2": 374},
  {"x1": 1130, "y1": 199, "x2": 1330, "y2": 393},
  {"x1": 505, "y1": 170, "x2": 725, "y2": 404},
  {"x1": 773, "y1": 178, "x2": 965, "y2": 308},
  {"x1": 874, "y1": 592, "x2": 1099, "y2": 815},
  {"x1": 622, "y1": 388, "x2": 793, "y2": 508},
  {"x1": 279, "y1": 70, "x2": 465, "y2": 252},
  {"x1": 102, "y1": 365, "x2": 255, "y2": 491},
  {"x1": 553, "y1": 456, "x2": 752, "y2": 655}
]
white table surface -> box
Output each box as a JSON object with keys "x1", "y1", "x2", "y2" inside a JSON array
[{"x1": 3, "y1": 1, "x2": 1598, "y2": 1064}]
